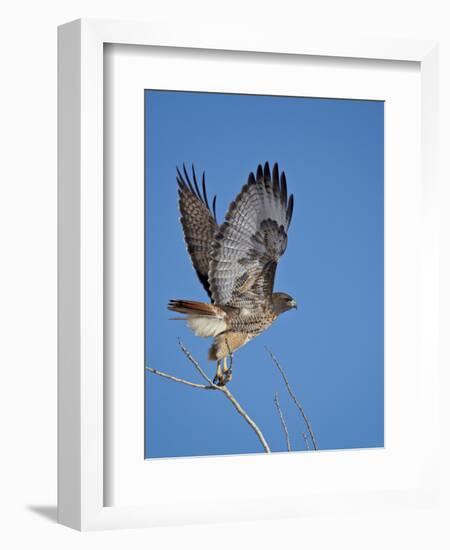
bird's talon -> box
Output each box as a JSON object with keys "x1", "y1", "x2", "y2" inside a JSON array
[
  {"x1": 222, "y1": 369, "x2": 232, "y2": 385},
  {"x1": 213, "y1": 371, "x2": 232, "y2": 386}
]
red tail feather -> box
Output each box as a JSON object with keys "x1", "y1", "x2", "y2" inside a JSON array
[{"x1": 167, "y1": 299, "x2": 218, "y2": 317}]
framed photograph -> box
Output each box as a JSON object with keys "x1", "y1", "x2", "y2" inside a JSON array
[
  {"x1": 58, "y1": 19, "x2": 440, "y2": 530},
  {"x1": 144, "y1": 90, "x2": 383, "y2": 460}
]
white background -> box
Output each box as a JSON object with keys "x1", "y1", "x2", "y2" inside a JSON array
[{"x1": 0, "y1": 0, "x2": 449, "y2": 548}]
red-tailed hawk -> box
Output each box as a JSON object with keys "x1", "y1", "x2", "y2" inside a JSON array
[{"x1": 168, "y1": 162, "x2": 297, "y2": 385}]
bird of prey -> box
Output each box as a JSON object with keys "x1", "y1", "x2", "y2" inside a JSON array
[{"x1": 168, "y1": 162, "x2": 297, "y2": 385}]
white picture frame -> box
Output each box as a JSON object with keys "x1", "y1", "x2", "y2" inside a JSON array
[{"x1": 58, "y1": 18, "x2": 440, "y2": 531}]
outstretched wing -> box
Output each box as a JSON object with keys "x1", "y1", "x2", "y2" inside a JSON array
[
  {"x1": 177, "y1": 165, "x2": 218, "y2": 299},
  {"x1": 209, "y1": 162, "x2": 294, "y2": 309}
]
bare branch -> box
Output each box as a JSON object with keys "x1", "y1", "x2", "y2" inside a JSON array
[
  {"x1": 220, "y1": 386, "x2": 271, "y2": 453},
  {"x1": 302, "y1": 432, "x2": 310, "y2": 451},
  {"x1": 265, "y1": 347, "x2": 318, "y2": 450},
  {"x1": 145, "y1": 367, "x2": 212, "y2": 390},
  {"x1": 178, "y1": 338, "x2": 214, "y2": 385},
  {"x1": 274, "y1": 391, "x2": 291, "y2": 451},
  {"x1": 146, "y1": 344, "x2": 271, "y2": 453}
]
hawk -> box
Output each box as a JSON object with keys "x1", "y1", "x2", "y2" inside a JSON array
[{"x1": 168, "y1": 162, "x2": 297, "y2": 385}]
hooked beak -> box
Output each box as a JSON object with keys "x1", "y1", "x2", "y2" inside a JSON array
[{"x1": 289, "y1": 299, "x2": 298, "y2": 310}]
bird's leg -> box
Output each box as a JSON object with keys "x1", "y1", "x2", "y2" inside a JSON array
[
  {"x1": 221, "y1": 354, "x2": 233, "y2": 385},
  {"x1": 213, "y1": 357, "x2": 233, "y2": 386},
  {"x1": 213, "y1": 360, "x2": 223, "y2": 386},
  {"x1": 222, "y1": 355, "x2": 228, "y2": 376},
  {"x1": 222, "y1": 339, "x2": 233, "y2": 384},
  {"x1": 227, "y1": 348, "x2": 233, "y2": 374}
]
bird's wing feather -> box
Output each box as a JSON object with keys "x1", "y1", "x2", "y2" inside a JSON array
[
  {"x1": 209, "y1": 162, "x2": 294, "y2": 309},
  {"x1": 177, "y1": 165, "x2": 218, "y2": 299}
]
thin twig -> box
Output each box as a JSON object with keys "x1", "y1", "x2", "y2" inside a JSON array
[
  {"x1": 145, "y1": 367, "x2": 212, "y2": 390},
  {"x1": 302, "y1": 432, "x2": 310, "y2": 451},
  {"x1": 178, "y1": 338, "x2": 214, "y2": 385},
  {"x1": 146, "y1": 344, "x2": 271, "y2": 453},
  {"x1": 265, "y1": 347, "x2": 318, "y2": 450},
  {"x1": 274, "y1": 392, "x2": 291, "y2": 451}
]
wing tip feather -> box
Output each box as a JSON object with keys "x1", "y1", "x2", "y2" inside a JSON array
[
  {"x1": 256, "y1": 164, "x2": 263, "y2": 181},
  {"x1": 176, "y1": 163, "x2": 217, "y2": 220}
]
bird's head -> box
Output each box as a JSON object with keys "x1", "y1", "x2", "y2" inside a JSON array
[{"x1": 272, "y1": 292, "x2": 298, "y2": 315}]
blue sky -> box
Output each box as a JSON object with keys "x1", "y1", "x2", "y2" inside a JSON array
[{"x1": 144, "y1": 90, "x2": 384, "y2": 458}]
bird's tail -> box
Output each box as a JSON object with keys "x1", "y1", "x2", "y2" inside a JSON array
[
  {"x1": 167, "y1": 299, "x2": 218, "y2": 317},
  {"x1": 167, "y1": 300, "x2": 227, "y2": 338}
]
